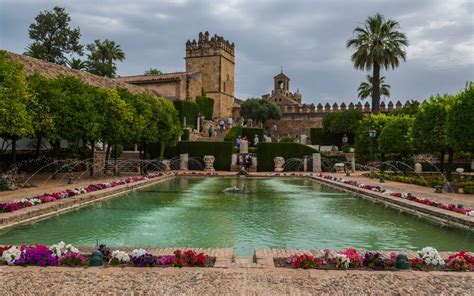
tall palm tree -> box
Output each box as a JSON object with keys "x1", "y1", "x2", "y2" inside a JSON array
[
  {"x1": 358, "y1": 75, "x2": 390, "y2": 100},
  {"x1": 86, "y1": 39, "x2": 125, "y2": 77},
  {"x1": 347, "y1": 13, "x2": 408, "y2": 114}
]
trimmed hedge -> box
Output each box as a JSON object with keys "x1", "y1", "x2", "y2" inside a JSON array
[
  {"x1": 173, "y1": 101, "x2": 199, "y2": 129},
  {"x1": 257, "y1": 142, "x2": 317, "y2": 171},
  {"x1": 175, "y1": 141, "x2": 232, "y2": 171},
  {"x1": 310, "y1": 128, "x2": 354, "y2": 147},
  {"x1": 224, "y1": 127, "x2": 264, "y2": 147},
  {"x1": 181, "y1": 128, "x2": 190, "y2": 141},
  {"x1": 196, "y1": 95, "x2": 214, "y2": 120}
]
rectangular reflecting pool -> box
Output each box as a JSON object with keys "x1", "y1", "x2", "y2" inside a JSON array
[{"x1": 0, "y1": 177, "x2": 472, "y2": 256}]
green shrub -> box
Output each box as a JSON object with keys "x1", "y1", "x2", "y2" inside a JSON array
[
  {"x1": 279, "y1": 137, "x2": 294, "y2": 143},
  {"x1": 257, "y1": 143, "x2": 317, "y2": 171},
  {"x1": 310, "y1": 128, "x2": 339, "y2": 146},
  {"x1": 174, "y1": 141, "x2": 232, "y2": 171},
  {"x1": 196, "y1": 95, "x2": 214, "y2": 120},
  {"x1": 248, "y1": 147, "x2": 257, "y2": 153},
  {"x1": 173, "y1": 101, "x2": 199, "y2": 129},
  {"x1": 224, "y1": 127, "x2": 264, "y2": 147},
  {"x1": 181, "y1": 128, "x2": 190, "y2": 141},
  {"x1": 463, "y1": 185, "x2": 474, "y2": 194}
]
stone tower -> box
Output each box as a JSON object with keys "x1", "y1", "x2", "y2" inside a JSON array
[{"x1": 185, "y1": 31, "x2": 235, "y2": 118}]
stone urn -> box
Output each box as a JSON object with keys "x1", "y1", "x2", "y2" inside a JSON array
[
  {"x1": 203, "y1": 155, "x2": 216, "y2": 171},
  {"x1": 273, "y1": 157, "x2": 285, "y2": 172},
  {"x1": 162, "y1": 160, "x2": 171, "y2": 172}
]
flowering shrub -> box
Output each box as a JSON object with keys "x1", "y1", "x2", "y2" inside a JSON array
[
  {"x1": 132, "y1": 252, "x2": 157, "y2": 267},
  {"x1": 0, "y1": 175, "x2": 162, "y2": 213},
  {"x1": 287, "y1": 254, "x2": 322, "y2": 269},
  {"x1": 316, "y1": 174, "x2": 473, "y2": 216},
  {"x1": 335, "y1": 254, "x2": 350, "y2": 269},
  {"x1": 388, "y1": 252, "x2": 398, "y2": 266},
  {"x1": 447, "y1": 251, "x2": 473, "y2": 271},
  {"x1": 1, "y1": 246, "x2": 22, "y2": 265},
  {"x1": 59, "y1": 252, "x2": 86, "y2": 266},
  {"x1": 158, "y1": 255, "x2": 175, "y2": 266},
  {"x1": 49, "y1": 241, "x2": 79, "y2": 257},
  {"x1": 172, "y1": 249, "x2": 207, "y2": 267},
  {"x1": 15, "y1": 245, "x2": 58, "y2": 266},
  {"x1": 410, "y1": 257, "x2": 423, "y2": 270},
  {"x1": 109, "y1": 250, "x2": 130, "y2": 265},
  {"x1": 418, "y1": 247, "x2": 445, "y2": 266},
  {"x1": 337, "y1": 248, "x2": 364, "y2": 267},
  {"x1": 363, "y1": 252, "x2": 385, "y2": 270},
  {"x1": 98, "y1": 244, "x2": 112, "y2": 262}
]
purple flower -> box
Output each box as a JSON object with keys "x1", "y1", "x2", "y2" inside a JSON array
[
  {"x1": 132, "y1": 253, "x2": 157, "y2": 267},
  {"x1": 158, "y1": 255, "x2": 175, "y2": 266}
]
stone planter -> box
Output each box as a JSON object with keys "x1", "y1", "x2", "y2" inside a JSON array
[
  {"x1": 273, "y1": 157, "x2": 285, "y2": 172},
  {"x1": 204, "y1": 155, "x2": 215, "y2": 171}
]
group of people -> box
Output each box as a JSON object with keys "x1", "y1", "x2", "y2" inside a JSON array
[{"x1": 236, "y1": 134, "x2": 259, "y2": 148}]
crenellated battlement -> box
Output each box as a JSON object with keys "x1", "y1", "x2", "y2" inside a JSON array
[
  {"x1": 281, "y1": 100, "x2": 412, "y2": 114},
  {"x1": 186, "y1": 31, "x2": 235, "y2": 58}
]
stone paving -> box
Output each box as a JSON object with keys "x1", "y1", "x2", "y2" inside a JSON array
[{"x1": 1, "y1": 266, "x2": 472, "y2": 295}]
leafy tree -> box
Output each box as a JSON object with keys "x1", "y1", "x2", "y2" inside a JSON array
[
  {"x1": 357, "y1": 75, "x2": 390, "y2": 100},
  {"x1": 25, "y1": 6, "x2": 83, "y2": 65},
  {"x1": 68, "y1": 58, "x2": 88, "y2": 70},
  {"x1": 86, "y1": 39, "x2": 125, "y2": 77},
  {"x1": 378, "y1": 115, "x2": 413, "y2": 157},
  {"x1": 240, "y1": 98, "x2": 282, "y2": 126},
  {"x1": 389, "y1": 99, "x2": 420, "y2": 116},
  {"x1": 354, "y1": 114, "x2": 389, "y2": 162},
  {"x1": 154, "y1": 98, "x2": 181, "y2": 156},
  {"x1": 144, "y1": 68, "x2": 162, "y2": 75},
  {"x1": 347, "y1": 13, "x2": 408, "y2": 114},
  {"x1": 323, "y1": 109, "x2": 364, "y2": 135},
  {"x1": 0, "y1": 51, "x2": 34, "y2": 165},
  {"x1": 411, "y1": 96, "x2": 449, "y2": 171}
]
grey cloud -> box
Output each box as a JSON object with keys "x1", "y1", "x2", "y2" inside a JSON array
[{"x1": 0, "y1": 0, "x2": 472, "y2": 104}]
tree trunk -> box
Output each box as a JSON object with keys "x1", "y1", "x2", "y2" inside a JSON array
[
  {"x1": 89, "y1": 140, "x2": 95, "y2": 177},
  {"x1": 372, "y1": 63, "x2": 381, "y2": 114},
  {"x1": 35, "y1": 136, "x2": 42, "y2": 158},
  {"x1": 445, "y1": 148, "x2": 453, "y2": 182},
  {"x1": 439, "y1": 150, "x2": 445, "y2": 174},
  {"x1": 11, "y1": 137, "x2": 17, "y2": 168},
  {"x1": 104, "y1": 144, "x2": 111, "y2": 174}
]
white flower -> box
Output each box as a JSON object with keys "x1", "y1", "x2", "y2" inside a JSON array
[
  {"x1": 1, "y1": 246, "x2": 22, "y2": 265},
  {"x1": 131, "y1": 249, "x2": 147, "y2": 258},
  {"x1": 418, "y1": 247, "x2": 444, "y2": 266},
  {"x1": 110, "y1": 250, "x2": 130, "y2": 264},
  {"x1": 49, "y1": 241, "x2": 79, "y2": 257},
  {"x1": 335, "y1": 254, "x2": 350, "y2": 269}
]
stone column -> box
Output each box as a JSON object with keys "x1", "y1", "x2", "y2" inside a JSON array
[
  {"x1": 273, "y1": 157, "x2": 285, "y2": 172},
  {"x1": 300, "y1": 135, "x2": 307, "y2": 145},
  {"x1": 346, "y1": 152, "x2": 355, "y2": 173},
  {"x1": 312, "y1": 153, "x2": 321, "y2": 173},
  {"x1": 414, "y1": 163, "x2": 422, "y2": 174},
  {"x1": 203, "y1": 155, "x2": 215, "y2": 171},
  {"x1": 231, "y1": 154, "x2": 238, "y2": 166},
  {"x1": 240, "y1": 140, "x2": 248, "y2": 153},
  {"x1": 179, "y1": 153, "x2": 188, "y2": 170},
  {"x1": 197, "y1": 116, "x2": 201, "y2": 132},
  {"x1": 303, "y1": 156, "x2": 308, "y2": 172}
]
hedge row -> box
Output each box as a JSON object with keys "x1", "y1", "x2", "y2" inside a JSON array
[
  {"x1": 224, "y1": 127, "x2": 264, "y2": 147},
  {"x1": 256, "y1": 142, "x2": 317, "y2": 171},
  {"x1": 173, "y1": 101, "x2": 199, "y2": 129},
  {"x1": 310, "y1": 128, "x2": 354, "y2": 147},
  {"x1": 196, "y1": 96, "x2": 214, "y2": 120},
  {"x1": 181, "y1": 128, "x2": 190, "y2": 141},
  {"x1": 174, "y1": 141, "x2": 232, "y2": 171}
]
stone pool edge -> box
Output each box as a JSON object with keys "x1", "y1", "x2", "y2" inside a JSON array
[{"x1": 0, "y1": 174, "x2": 175, "y2": 231}]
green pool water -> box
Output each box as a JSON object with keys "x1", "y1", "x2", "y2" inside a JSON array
[{"x1": 0, "y1": 177, "x2": 472, "y2": 256}]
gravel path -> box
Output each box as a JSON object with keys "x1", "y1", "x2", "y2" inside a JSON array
[{"x1": 1, "y1": 267, "x2": 472, "y2": 295}]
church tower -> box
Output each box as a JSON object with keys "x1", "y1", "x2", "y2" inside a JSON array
[{"x1": 185, "y1": 31, "x2": 235, "y2": 118}]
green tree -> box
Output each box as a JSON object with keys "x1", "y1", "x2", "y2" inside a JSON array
[
  {"x1": 411, "y1": 96, "x2": 449, "y2": 171},
  {"x1": 154, "y1": 98, "x2": 181, "y2": 156},
  {"x1": 0, "y1": 51, "x2": 34, "y2": 165},
  {"x1": 25, "y1": 6, "x2": 83, "y2": 65},
  {"x1": 240, "y1": 98, "x2": 282, "y2": 126},
  {"x1": 378, "y1": 115, "x2": 413, "y2": 157},
  {"x1": 347, "y1": 13, "x2": 408, "y2": 114},
  {"x1": 86, "y1": 39, "x2": 125, "y2": 78},
  {"x1": 389, "y1": 100, "x2": 420, "y2": 116},
  {"x1": 357, "y1": 75, "x2": 390, "y2": 100},
  {"x1": 323, "y1": 109, "x2": 364, "y2": 135},
  {"x1": 144, "y1": 68, "x2": 162, "y2": 75},
  {"x1": 354, "y1": 114, "x2": 389, "y2": 162}
]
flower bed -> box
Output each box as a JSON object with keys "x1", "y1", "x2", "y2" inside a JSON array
[
  {"x1": 0, "y1": 174, "x2": 164, "y2": 214},
  {"x1": 276, "y1": 247, "x2": 473, "y2": 272},
  {"x1": 0, "y1": 243, "x2": 214, "y2": 267},
  {"x1": 316, "y1": 173, "x2": 474, "y2": 216}
]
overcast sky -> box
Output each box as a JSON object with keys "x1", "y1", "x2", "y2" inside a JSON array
[{"x1": 1, "y1": 0, "x2": 473, "y2": 104}]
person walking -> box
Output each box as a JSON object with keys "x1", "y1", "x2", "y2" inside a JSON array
[
  {"x1": 219, "y1": 119, "x2": 225, "y2": 133},
  {"x1": 208, "y1": 125, "x2": 213, "y2": 138},
  {"x1": 236, "y1": 135, "x2": 241, "y2": 149},
  {"x1": 253, "y1": 134, "x2": 259, "y2": 147}
]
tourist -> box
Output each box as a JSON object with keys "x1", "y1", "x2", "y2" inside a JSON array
[
  {"x1": 219, "y1": 119, "x2": 225, "y2": 133},
  {"x1": 245, "y1": 154, "x2": 252, "y2": 171},
  {"x1": 236, "y1": 136, "x2": 241, "y2": 148},
  {"x1": 253, "y1": 134, "x2": 259, "y2": 146},
  {"x1": 228, "y1": 117, "x2": 233, "y2": 126},
  {"x1": 208, "y1": 125, "x2": 213, "y2": 138}
]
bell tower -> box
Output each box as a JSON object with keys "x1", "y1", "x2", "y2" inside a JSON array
[{"x1": 185, "y1": 31, "x2": 235, "y2": 118}]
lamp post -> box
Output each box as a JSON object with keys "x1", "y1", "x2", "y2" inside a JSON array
[{"x1": 369, "y1": 126, "x2": 377, "y2": 179}]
